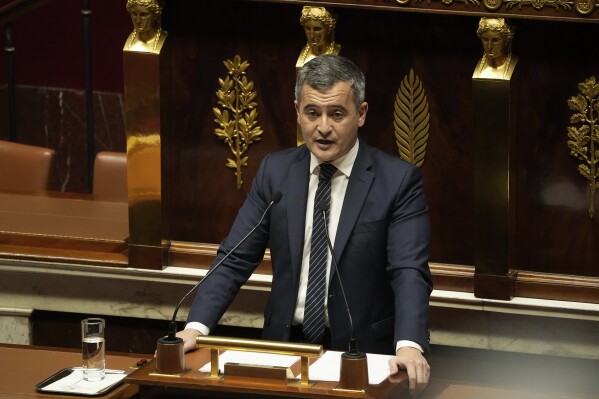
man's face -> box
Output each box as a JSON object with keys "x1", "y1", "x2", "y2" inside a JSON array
[
  {"x1": 130, "y1": 5, "x2": 154, "y2": 34},
  {"x1": 303, "y1": 20, "x2": 328, "y2": 53},
  {"x1": 481, "y1": 30, "x2": 506, "y2": 61},
  {"x1": 295, "y1": 82, "x2": 367, "y2": 163}
]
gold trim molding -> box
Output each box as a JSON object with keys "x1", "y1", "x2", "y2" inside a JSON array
[
  {"x1": 397, "y1": 0, "x2": 595, "y2": 15},
  {"x1": 213, "y1": 55, "x2": 264, "y2": 190},
  {"x1": 393, "y1": 68, "x2": 430, "y2": 167},
  {"x1": 567, "y1": 76, "x2": 599, "y2": 219},
  {"x1": 503, "y1": 0, "x2": 573, "y2": 11}
]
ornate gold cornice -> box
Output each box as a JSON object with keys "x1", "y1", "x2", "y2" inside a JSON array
[
  {"x1": 397, "y1": 0, "x2": 595, "y2": 16},
  {"x1": 213, "y1": 55, "x2": 263, "y2": 190}
]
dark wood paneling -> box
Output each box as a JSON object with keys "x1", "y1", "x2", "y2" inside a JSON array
[
  {"x1": 163, "y1": 1, "x2": 300, "y2": 243},
  {"x1": 163, "y1": 1, "x2": 476, "y2": 265},
  {"x1": 516, "y1": 271, "x2": 599, "y2": 303},
  {"x1": 512, "y1": 20, "x2": 599, "y2": 277},
  {"x1": 162, "y1": 0, "x2": 599, "y2": 282}
]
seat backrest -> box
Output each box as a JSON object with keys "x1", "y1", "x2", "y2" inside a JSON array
[
  {"x1": 0, "y1": 140, "x2": 56, "y2": 192},
  {"x1": 93, "y1": 151, "x2": 128, "y2": 202}
]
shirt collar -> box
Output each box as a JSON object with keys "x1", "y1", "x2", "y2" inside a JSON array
[{"x1": 309, "y1": 138, "x2": 359, "y2": 178}]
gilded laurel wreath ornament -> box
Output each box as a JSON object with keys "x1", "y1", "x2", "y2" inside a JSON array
[
  {"x1": 394, "y1": 68, "x2": 430, "y2": 167},
  {"x1": 567, "y1": 76, "x2": 599, "y2": 219},
  {"x1": 213, "y1": 55, "x2": 263, "y2": 190}
]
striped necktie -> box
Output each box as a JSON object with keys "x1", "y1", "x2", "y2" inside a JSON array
[{"x1": 303, "y1": 163, "x2": 337, "y2": 343}]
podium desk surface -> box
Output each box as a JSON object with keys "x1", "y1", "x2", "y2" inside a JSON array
[
  {"x1": 2, "y1": 344, "x2": 593, "y2": 399},
  {"x1": 0, "y1": 344, "x2": 144, "y2": 399},
  {"x1": 127, "y1": 348, "x2": 596, "y2": 399},
  {"x1": 126, "y1": 348, "x2": 409, "y2": 399}
]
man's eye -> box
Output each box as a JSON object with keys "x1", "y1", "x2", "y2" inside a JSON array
[
  {"x1": 332, "y1": 112, "x2": 344, "y2": 120},
  {"x1": 306, "y1": 110, "x2": 318, "y2": 118}
]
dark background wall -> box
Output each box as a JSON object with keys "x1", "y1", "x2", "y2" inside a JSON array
[
  {"x1": 160, "y1": 1, "x2": 599, "y2": 277},
  {"x1": 0, "y1": 0, "x2": 128, "y2": 91},
  {"x1": 1, "y1": 0, "x2": 598, "y2": 280},
  {"x1": 0, "y1": 0, "x2": 130, "y2": 191}
]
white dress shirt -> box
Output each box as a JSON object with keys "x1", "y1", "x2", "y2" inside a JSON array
[{"x1": 292, "y1": 140, "x2": 358, "y2": 325}]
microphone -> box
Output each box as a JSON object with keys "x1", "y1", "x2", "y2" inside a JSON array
[
  {"x1": 155, "y1": 191, "x2": 282, "y2": 374},
  {"x1": 317, "y1": 200, "x2": 368, "y2": 391}
]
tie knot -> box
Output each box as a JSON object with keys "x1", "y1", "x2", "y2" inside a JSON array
[{"x1": 318, "y1": 163, "x2": 337, "y2": 181}]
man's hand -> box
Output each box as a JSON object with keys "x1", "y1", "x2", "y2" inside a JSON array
[
  {"x1": 388, "y1": 346, "x2": 430, "y2": 397},
  {"x1": 176, "y1": 328, "x2": 203, "y2": 353}
]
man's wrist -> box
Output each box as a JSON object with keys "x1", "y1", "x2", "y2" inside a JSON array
[
  {"x1": 185, "y1": 321, "x2": 210, "y2": 336},
  {"x1": 396, "y1": 340, "x2": 423, "y2": 354}
]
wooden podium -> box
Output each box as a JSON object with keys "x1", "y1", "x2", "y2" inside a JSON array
[
  {"x1": 125, "y1": 345, "x2": 409, "y2": 399},
  {"x1": 3, "y1": 343, "x2": 590, "y2": 399}
]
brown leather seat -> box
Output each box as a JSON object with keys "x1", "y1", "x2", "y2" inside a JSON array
[
  {"x1": 93, "y1": 151, "x2": 128, "y2": 202},
  {"x1": 0, "y1": 140, "x2": 55, "y2": 192}
]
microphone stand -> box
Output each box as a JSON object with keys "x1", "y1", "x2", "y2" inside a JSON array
[
  {"x1": 155, "y1": 192, "x2": 282, "y2": 375},
  {"x1": 320, "y1": 205, "x2": 369, "y2": 391}
]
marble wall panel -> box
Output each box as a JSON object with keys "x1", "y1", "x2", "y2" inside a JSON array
[
  {"x1": 0, "y1": 307, "x2": 32, "y2": 345},
  {"x1": 0, "y1": 85, "x2": 125, "y2": 193}
]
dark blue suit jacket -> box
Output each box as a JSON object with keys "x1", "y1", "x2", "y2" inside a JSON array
[{"x1": 187, "y1": 138, "x2": 432, "y2": 355}]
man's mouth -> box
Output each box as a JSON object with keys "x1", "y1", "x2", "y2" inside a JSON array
[{"x1": 315, "y1": 139, "x2": 334, "y2": 149}]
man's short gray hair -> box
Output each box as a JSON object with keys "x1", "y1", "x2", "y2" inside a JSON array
[{"x1": 295, "y1": 55, "x2": 366, "y2": 110}]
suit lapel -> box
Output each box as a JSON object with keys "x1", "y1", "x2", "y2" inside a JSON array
[
  {"x1": 287, "y1": 149, "x2": 310, "y2": 286},
  {"x1": 333, "y1": 140, "x2": 374, "y2": 270}
]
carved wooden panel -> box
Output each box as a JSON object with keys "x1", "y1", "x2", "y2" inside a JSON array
[{"x1": 162, "y1": 0, "x2": 599, "y2": 282}]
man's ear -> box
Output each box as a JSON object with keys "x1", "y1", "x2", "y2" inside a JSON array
[
  {"x1": 358, "y1": 102, "x2": 368, "y2": 127},
  {"x1": 294, "y1": 100, "x2": 301, "y2": 124}
]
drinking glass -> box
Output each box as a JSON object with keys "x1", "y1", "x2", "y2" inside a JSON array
[{"x1": 81, "y1": 318, "x2": 105, "y2": 381}]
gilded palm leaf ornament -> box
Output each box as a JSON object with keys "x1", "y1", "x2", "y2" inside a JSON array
[{"x1": 394, "y1": 68, "x2": 430, "y2": 167}]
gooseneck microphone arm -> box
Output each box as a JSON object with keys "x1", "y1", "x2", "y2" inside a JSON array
[
  {"x1": 317, "y1": 201, "x2": 359, "y2": 354},
  {"x1": 165, "y1": 191, "x2": 283, "y2": 341}
]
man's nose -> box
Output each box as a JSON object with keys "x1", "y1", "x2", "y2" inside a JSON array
[{"x1": 318, "y1": 116, "x2": 333, "y2": 135}]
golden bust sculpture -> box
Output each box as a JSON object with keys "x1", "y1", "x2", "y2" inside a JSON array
[
  {"x1": 124, "y1": 0, "x2": 167, "y2": 53},
  {"x1": 295, "y1": 6, "x2": 341, "y2": 69},
  {"x1": 473, "y1": 18, "x2": 517, "y2": 80}
]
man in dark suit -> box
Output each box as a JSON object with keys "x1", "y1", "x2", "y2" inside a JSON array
[{"x1": 178, "y1": 54, "x2": 432, "y2": 395}]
